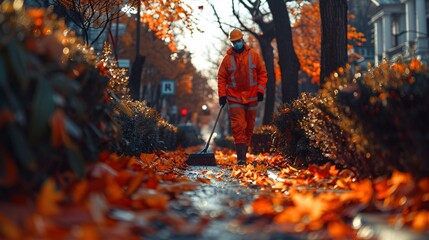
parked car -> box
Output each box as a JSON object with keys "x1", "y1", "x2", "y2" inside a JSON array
[{"x1": 176, "y1": 124, "x2": 205, "y2": 148}]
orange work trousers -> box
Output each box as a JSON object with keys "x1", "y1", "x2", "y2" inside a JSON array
[{"x1": 229, "y1": 102, "x2": 259, "y2": 146}]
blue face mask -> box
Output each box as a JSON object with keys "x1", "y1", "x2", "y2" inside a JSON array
[{"x1": 232, "y1": 40, "x2": 244, "y2": 51}]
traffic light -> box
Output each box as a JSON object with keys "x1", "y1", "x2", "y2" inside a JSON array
[{"x1": 181, "y1": 108, "x2": 188, "y2": 117}]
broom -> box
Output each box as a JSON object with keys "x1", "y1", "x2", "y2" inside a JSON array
[{"x1": 185, "y1": 104, "x2": 225, "y2": 166}]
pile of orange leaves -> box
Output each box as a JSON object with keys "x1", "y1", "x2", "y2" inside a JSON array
[
  {"x1": 0, "y1": 148, "x2": 428, "y2": 239},
  {"x1": 0, "y1": 150, "x2": 208, "y2": 239},
  {"x1": 227, "y1": 152, "x2": 429, "y2": 236}
]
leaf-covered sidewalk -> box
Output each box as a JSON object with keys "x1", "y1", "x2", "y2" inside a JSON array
[
  {"x1": 1, "y1": 148, "x2": 428, "y2": 239},
  {"x1": 2, "y1": 3, "x2": 429, "y2": 240}
]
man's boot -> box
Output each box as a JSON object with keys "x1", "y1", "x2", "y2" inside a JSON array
[{"x1": 236, "y1": 143, "x2": 247, "y2": 165}]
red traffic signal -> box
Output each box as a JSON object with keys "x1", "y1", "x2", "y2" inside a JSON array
[{"x1": 181, "y1": 108, "x2": 188, "y2": 117}]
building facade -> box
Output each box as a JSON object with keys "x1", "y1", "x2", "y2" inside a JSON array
[{"x1": 370, "y1": 0, "x2": 429, "y2": 64}]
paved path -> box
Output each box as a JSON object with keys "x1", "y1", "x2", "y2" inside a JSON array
[
  {"x1": 132, "y1": 166, "x2": 427, "y2": 240},
  {"x1": 141, "y1": 166, "x2": 300, "y2": 240}
]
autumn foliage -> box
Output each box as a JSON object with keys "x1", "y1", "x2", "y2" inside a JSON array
[
  {"x1": 140, "y1": 0, "x2": 195, "y2": 52},
  {"x1": 0, "y1": 6, "x2": 116, "y2": 188},
  {"x1": 97, "y1": 43, "x2": 178, "y2": 155},
  {"x1": 2, "y1": 143, "x2": 429, "y2": 239},
  {"x1": 1, "y1": 2, "x2": 429, "y2": 239},
  {"x1": 119, "y1": 12, "x2": 213, "y2": 116},
  {"x1": 274, "y1": 59, "x2": 429, "y2": 179},
  {"x1": 0, "y1": 2, "x2": 179, "y2": 192},
  {"x1": 54, "y1": 0, "x2": 195, "y2": 51},
  {"x1": 229, "y1": 160, "x2": 429, "y2": 236}
]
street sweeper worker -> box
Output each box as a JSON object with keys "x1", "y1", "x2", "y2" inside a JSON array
[{"x1": 217, "y1": 28, "x2": 268, "y2": 165}]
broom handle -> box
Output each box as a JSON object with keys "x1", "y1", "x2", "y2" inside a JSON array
[{"x1": 201, "y1": 104, "x2": 225, "y2": 153}]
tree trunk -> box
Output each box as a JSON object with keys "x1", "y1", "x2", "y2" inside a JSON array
[
  {"x1": 129, "y1": 1, "x2": 144, "y2": 100},
  {"x1": 267, "y1": 0, "x2": 300, "y2": 103},
  {"x1": 258, "y1": 39, "x2": 276, "y2": 125},
  {"x1": 319, "y1": 0, "x2": 348, "y2": 85},
  {"x1": 114, "y1": 13, "x2": 120, "y2": 60},
  {"x1": 129, "y1": 55, "x2": 145, "y2": 100}
]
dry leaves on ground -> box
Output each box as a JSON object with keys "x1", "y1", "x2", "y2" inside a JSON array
[{"x1": 1, "y1": 148, "x2": 428, "y2": 239}]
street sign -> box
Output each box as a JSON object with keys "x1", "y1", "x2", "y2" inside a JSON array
[
  {"x1": 161, "y1": 80, "x2": 175, "y2": 95},
  {"x1": 118, "y1": 59, "x2": 130, "y2": 69}
]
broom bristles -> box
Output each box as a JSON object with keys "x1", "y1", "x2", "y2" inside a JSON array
[{"x1": 185, "y1": 153, "x2": 217, "y2": 166}]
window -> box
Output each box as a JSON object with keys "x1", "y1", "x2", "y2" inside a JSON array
[{"x1": 392, "y1": 15, "x2": 400, "y2": 47}]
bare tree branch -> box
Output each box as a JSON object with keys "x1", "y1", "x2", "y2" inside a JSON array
[
  {"x1": 209, "y1": 2, "x2": 230, "y2": 38},
  {"x1": 232, "y1": 0, "x2": 258, "y2": 37},
  {"x1": 51, "y1": 0, "x2": 134, "y2": 46}
]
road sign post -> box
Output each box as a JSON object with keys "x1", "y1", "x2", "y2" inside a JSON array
[{"x1": 161, "y1": 80, "x2": 175, "y2": 95}]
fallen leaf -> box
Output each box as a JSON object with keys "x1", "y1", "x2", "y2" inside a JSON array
[
  {"x1": 126, "y1": 172, "x2": 144, "y2": 196},
  {"x1": 327, "y1": 220, "x2": 356, "y2": 239},
  {"x1": 252, "y1": 197, "x2": 275, "y2": 215},
  {"x1": 139, "y1": 153, "x2": 157, "y2": 167},
  {"x1": 197, "y1": 177, "x2": 211, "y2": 184},
  {"x1": 340, "y1": 179, "x2": 373, "y2": 204},
  {"x1": 274, "y1": 192, "x2": 329, "y2": 227},
  {"x1": 418, "y1": 178, "x2": 429, "y2": 192},
  {"x1": 411, "y1": 210, "x2": 429, "y2": 232},
  {"x1": 77, "y1": 223, "x2": 100, "y2": 240},
  {"x1": 145, "y1": 173, "x2": 159, "y2": 190},
  {"x1": 135, "y1": 190, "x2": 169, "y2": 211},
  {"x1": 0, "y1": 213, "x2": 21, "y2": 239},
  {"x1": 72, "y1": 180, "x2": 89, "y2": 203},
  {"x1": 308, "y1": 163, "x2": 331, "y2": 179},
  {"x1": 105, "y1": 175, "x2": 125, "y2": 202},
  {"x1": 36, "y1": 178, "x2": 65, "y2": 216}
]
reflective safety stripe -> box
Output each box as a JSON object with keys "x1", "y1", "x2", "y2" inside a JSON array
[
  {"x1": 227, "y1": 96, "x2": 242, "y2": 102},
  {"x1": 247, "y1": 96, "x2": 258, "y2": 102},
  {"x1": 228, "y1": 55, "x2": 237, "y2": 88},
  {"x1": 258, "y1": 85, "x2": 265, "y2": 92},
  {"x1": 248, "y1": 106, "x2": 259, "y2": 111},
  {"x1": 227, "y1": 96, "x2": 258, "y2": 103},
  {"x1": 229, "y1": 54, "x2": 257, "y2": 88},
  {"x1": 229, "y1": 103, "x2": 246, "y2": 109},
  {"x1": 229, "y1": 103, "x2": 259, "y2": 110},
  {"x1": 249, "y1": 54, "x2": 257, "y2": 86}
]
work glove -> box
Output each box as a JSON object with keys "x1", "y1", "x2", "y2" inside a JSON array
[
  {"x1": 257, "y1": 92, "x2": 264, "y2": 102},
  {"x1": 219, "y1": 96, "x2": 227, "y2": 106}
]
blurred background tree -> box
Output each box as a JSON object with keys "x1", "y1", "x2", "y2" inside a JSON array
[{"x1": 290, "y1": 1, "x2": 366, "y2": 85}]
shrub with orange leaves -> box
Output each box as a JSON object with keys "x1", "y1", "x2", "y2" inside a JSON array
[
  {"x1": 0, "y1": 6, "x2": 116, "y2": 194},
  {"x1": 272, "y1": 99, "x2": 331, "y2": 168},
  {"x1": 96, "y1": 43, "x2": 178, "y2": 155},
  {"x1": 276, "y1": 58, "x2": 429, "y2": 178},
  {"x1": 329, "y1": 60, "x2": 429, "y2": 178}
]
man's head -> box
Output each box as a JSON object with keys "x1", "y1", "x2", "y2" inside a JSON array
[
  {"x1": 229, "y1": 29, "x2": 243, "y2": 42},
  {"x1": 229, "y1": 29, "x2": 244, "y2": 52}
]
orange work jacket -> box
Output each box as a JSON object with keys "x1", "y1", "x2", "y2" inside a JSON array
[{"x1": 217, "y1": 45, "x2": 268, "y2": 104}]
